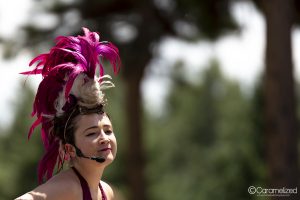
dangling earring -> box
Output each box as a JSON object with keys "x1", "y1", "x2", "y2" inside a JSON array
[{"x1": 64, "y1": 149, "x2": 71, "y2": 161}]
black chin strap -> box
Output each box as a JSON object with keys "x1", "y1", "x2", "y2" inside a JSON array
[
  {"x1": 73, "y1": 145, "x2": 85, "y2": 157},
  {"x1": 73, "y1": 144, "x2": 106, "y2": 163}
]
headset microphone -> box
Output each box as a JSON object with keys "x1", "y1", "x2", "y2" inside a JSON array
[
  {"x1": 90, "y1": 156, "x2": 106, "y2": 163},
  {"x1": 74, "y1": 145, "x2": 106, "y2": 163}
]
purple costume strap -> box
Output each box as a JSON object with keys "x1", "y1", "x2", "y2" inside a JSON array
[{"x1": 72, "y1": 167, "x2": 107, "y2": 200}]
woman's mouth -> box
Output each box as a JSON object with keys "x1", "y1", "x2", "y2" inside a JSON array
[{"x1": 100, "y1": 148, "x2": 111, "y2": 152}]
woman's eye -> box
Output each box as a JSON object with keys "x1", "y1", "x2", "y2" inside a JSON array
[
  {"x1": 86, "y1": 132, "x2": 96, "y2": 136},
  {"x1": 105, "y1": 130, "x2": 113, "y2": 135}
]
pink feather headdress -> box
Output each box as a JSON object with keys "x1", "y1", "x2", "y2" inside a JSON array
[{"x1": 22, "y1": 27, "x2": 120, "y2": 183}]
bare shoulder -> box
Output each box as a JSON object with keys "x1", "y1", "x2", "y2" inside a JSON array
[
  {"x1": 15, "y1": 169, "x2": 80, "y2": 200},
  {"x1": 101, "y1": 180, "x2": 115, "y2": 200}
]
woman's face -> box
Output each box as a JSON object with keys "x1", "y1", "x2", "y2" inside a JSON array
[{"x1": 73, "y1": 113, "x2": 117, "y2": 165}]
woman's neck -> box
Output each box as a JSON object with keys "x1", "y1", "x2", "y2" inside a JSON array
[{"x1": 73, "y1": 161, "x2": 105, "y2": 190}]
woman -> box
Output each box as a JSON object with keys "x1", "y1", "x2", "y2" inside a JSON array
[{"x1": 16, "y1": 27, "x2": 121, "y2": 200}]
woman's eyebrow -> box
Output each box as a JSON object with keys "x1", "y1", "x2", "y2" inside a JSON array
[
  {"x1": 83, "y1": 124, "x2": 112, "y2": 133},
  {"x1": 103, "y1": 124, "x2": 112, "y2": 129}
]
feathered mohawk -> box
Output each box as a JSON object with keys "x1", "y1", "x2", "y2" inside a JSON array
[{"x1": 22, "y1": 27, "x2": 120, "y2": 183}]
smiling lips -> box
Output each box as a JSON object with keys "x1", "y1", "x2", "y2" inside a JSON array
[{"x1": 100, "y1": 148, "x2": 111, "y2": 152}]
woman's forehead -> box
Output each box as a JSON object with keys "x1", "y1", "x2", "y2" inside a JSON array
[{"x1": 76, "y1": 113, "x2": 112, "y2": 128}]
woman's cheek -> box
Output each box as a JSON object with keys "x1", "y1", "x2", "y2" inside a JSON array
[{"x1": 113, "y1": 137, "x2": 117, "y2": 157}]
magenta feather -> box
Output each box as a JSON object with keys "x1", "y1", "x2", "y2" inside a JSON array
[
  {"x1": 37, "y1": 139, "x2": 59, "y2": 183},
  {"x1": 21, "y1": 27, "x2": 120, "y2": 183},
  {"x1": 27, "y1": 117, "x2": 42, "y2": 140}
]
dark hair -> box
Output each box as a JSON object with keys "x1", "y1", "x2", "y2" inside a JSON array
[{"x1": 53, "y1": 107, "x2": 80, "y2": 145}]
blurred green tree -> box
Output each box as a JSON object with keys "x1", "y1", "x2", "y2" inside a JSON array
[
  {"x1": 251, "y1": 0, "x2": 300, "y2": 196},
  {"x1": 4, "y1": 0, "x2": 239, "y2": 199},
  {"x1": 0, "y1": 83, "x2": 43, "y2": 199},
  {"x1": 4, "y1": 0, "x2": 299, "y2": 199},
  {"x1": 145, "y1": 60, "x2": 266, "y2": 200}
]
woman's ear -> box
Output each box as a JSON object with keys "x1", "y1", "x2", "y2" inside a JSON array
[{"x1": 65, "y1": 143, "x2": 76, "y2": 158}]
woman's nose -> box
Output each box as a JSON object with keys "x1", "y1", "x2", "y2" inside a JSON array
[
  {"x1": 99, "y1": 138, "x2": 110, "y2": 145},
  {"x1": 98, "y1": 132, "x2": 110, "y2": 144}
]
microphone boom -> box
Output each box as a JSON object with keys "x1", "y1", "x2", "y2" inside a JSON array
[{"x1": 74, "y1": 145, "x2": 106, "y2": 163}]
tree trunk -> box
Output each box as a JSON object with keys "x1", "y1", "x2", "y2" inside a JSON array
[
  {"x1": 262, "y1": 0, "x2": 299, "y2": 198},
  {"x1": 124, "y1": 70, "x2": 147, "y2": 200}
]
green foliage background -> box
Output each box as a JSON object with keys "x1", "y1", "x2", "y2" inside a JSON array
[
  {"x1": 0, "y1": 60, "x2": 269, "y2": 200},
  {"x1": 0, "y1": 0, "x2": 299, "y2": 199}
]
